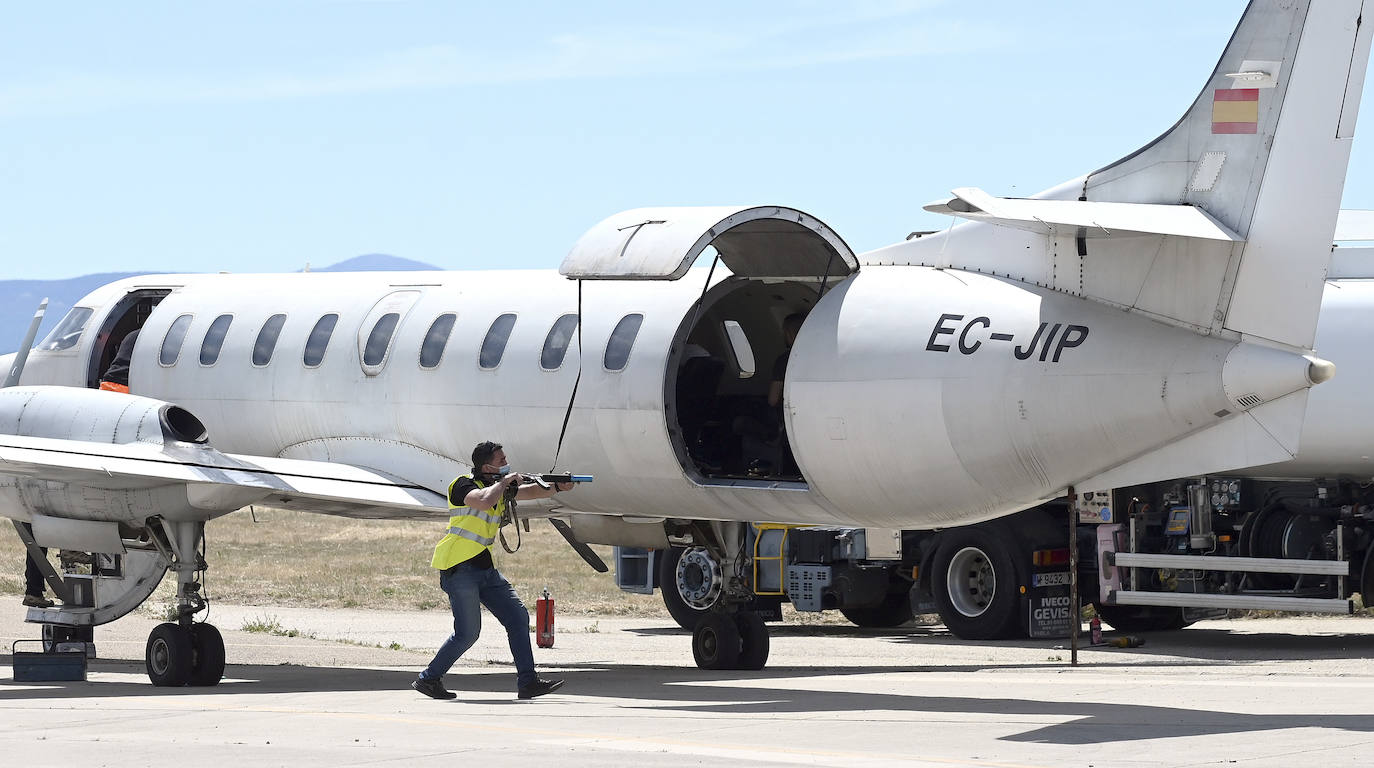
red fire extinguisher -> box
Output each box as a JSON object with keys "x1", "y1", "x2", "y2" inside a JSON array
[{"x1": 536, "y1": 587, "x2": 555, "y2": 648}]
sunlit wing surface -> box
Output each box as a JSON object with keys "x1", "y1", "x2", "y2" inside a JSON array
[{"x1": 0, "y1": 433, "x2": 447, "y2": 519}]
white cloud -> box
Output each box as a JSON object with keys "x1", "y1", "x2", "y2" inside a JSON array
[{"x1": 0, "y1": 4, "x2": 1003, "y2": 120}]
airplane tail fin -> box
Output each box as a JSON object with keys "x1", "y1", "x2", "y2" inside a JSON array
[
  {"x1": 896, "y1": 1, "x2": 1370, "y2": 351},
  {"x1": 1084, "y1": 0, "x2": 1370, "y2": 349}
]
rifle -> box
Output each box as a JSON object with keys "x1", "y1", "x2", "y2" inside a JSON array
[
  {"x1": 478, "y1": 473, "x2": 593, "y2": 553},
  {"x1": 521, "y1": 473, "x2": 595, "y2": 490}
]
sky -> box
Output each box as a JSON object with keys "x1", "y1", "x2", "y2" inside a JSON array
[{"x1": 2, "y1": 0, "x2": 1370, "y2": 280}]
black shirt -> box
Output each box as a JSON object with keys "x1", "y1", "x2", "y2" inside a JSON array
[
  {"x1": 102, "y1": 330, "x2": 140, "y2": 386},
  {"x1": 448, "y1": 476, "x2": 493, "y2": 570},
  {"x1": 771, "y1": 350, "x2": 789, "y2": 384}
]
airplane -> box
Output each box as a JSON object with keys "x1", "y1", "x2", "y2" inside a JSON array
[{"x1": 0, "y1": 0, "x2": 1368, "y2": 683}]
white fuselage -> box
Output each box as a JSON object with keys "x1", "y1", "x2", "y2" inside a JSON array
[{"x1": 8, "y1": 260, "x2": 1337, "y2": 530}]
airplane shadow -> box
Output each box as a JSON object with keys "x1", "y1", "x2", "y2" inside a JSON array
[
  {"x1": 633, "y1": 619, "x2": 1374, "y2": 664},
  {"x1": 882, "y1": 623, "x2": 1374, "y2": 663},
  {"x1": 3, "y1": 638, "x2": 1374, "y2": 746}
]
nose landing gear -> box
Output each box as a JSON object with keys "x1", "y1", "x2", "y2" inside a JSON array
[
  {"x1": 144, "y1": 519, "x2": 224, "y2": 687},
  {"x1": 145, "y1": 619, "x2": 225, "y2": 687}
]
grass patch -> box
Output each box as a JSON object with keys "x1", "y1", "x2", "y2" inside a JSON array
[
  {"x1": 240, "y1": 614, "x2": 286, "y2": 634},
  {"x1": 0, "y1": 508, "x2": 668, "y2": 616},
  {"x1": 240, "y1": 614, "x2": 314, "y2": 638},
  {"x1": 0, "y1": 509, "x2": 856, "y2": 626}
]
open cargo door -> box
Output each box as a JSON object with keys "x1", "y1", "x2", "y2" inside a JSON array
[{"x1": 560, "y1": 206, "x2": 857, "y2": 280}]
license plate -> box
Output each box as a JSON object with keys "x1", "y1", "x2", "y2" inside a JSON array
[{"x1": 1033, "y1": 571, "x2": 1070, "y2": 587}]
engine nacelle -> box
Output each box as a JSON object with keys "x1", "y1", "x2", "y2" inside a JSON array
[{"x1": 0, "y1": 385, "x2": 208, "y2": 446}]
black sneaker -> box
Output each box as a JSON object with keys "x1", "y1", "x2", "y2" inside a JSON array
[
  {"x1": 517, "y1": 678, "x2": 564, "y2": 700},
  {"x1": 412, "y1": 677, "x2": 456, "y2": 700}
]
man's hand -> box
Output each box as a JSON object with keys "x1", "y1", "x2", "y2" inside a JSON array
[{"x1": 554, "y1": 481, "x2": 574, "y2": 492}]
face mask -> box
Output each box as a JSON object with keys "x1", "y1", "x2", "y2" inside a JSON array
[{"x1": 497, "y1": 464, "x2": 511, "y2": 476}]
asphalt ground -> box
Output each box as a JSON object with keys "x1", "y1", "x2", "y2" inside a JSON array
[{"x1": 3, "y1": 606, "x2": 1374, "y2": 767}]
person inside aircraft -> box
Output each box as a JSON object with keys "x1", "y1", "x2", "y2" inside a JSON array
[
  {"x1": 676, "y1": 341, "x2": 727, "y2": 472},
  {"x1": 767, "y1": 313, "x2": 806, "y2": 476},
  {"x1": 413, "y1": 441, "x2": 572, "y2": 701},
  {"x1": 22, "y1": 548, "x2": 53, "y2": 608},
  {"x1": 98, "y1": 329, "x2": 139, "y2": 394},
  {"x1": 768, "y1": 313, "x2": 806, "y2": 412},
  {"x1": 733, "y1": 312, "x2": 806, "y2": 477}
]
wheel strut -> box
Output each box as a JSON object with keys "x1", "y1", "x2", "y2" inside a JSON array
[{"x1": 145, "y1": 519, "x2": 223, "y2": 686}]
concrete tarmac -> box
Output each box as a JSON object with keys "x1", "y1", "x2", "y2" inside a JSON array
[{"x1": 3, "y1": 605, "x2": 1374, "y2": 767}]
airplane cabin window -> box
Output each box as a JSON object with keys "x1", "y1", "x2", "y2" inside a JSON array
[
  {"x1": 37, "y1": 306, "x2": 94, "y2": 351},
  {"x1": 160, "y1": 314, "x2": 194, "y2": 366},
  {"x1": 479, "y1": 313, "x2": 516, "y2": 369},
  {"x1": 199, "y1": 314, "x2": 233, "y2": 366},
  {"x1": 722, "y1": 320, "x2": 756, "y2": 379},
  {"x1": 604, "y1": 313, "x2": 644, "y2": 371},
  {"x1": 541, "y1": 314, "x2": 578, "y2": 370},
  {"x1": 303, "y1": 313, "x2": 339, "y2": 368},
  {"x1": 419, "y1": 313, "x2": 456, "y2": 369},
  {"x1": 363, "y1": 312, "x2": 400, "y2": 367},
  {"x1": 253, "y1": 314, "x2": 287, "y2": 366}
]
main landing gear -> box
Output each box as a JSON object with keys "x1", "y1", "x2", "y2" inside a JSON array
[
  {"x1": 671, "y1": 521, "x2": 771, "y2": 670},
  {"x1": 692, "y1": 609, "x2": 769, "y2": 670},
  {"x1": 144, "y1": 519, "x2": 224, "y2": 687}
]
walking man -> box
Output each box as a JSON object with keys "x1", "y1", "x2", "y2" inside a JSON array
[{"x1": 414, "y1": 441, "x2": 571, "y2": 700}]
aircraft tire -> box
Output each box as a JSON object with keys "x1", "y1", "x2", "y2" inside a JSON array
[
  {"x1": 840, "y1": 591, "x2": 915, "y2": 628},
  {"x1": 188, "y1": 623, "x2": 226, "y2": 686},
  {"x1": 931, "y1": 529, "x2": 1020, "y2": 640},
  {"x1": 734, "y1": 611, "x2": 770, "y2": 670},
  {"x1": 660, "y1": 546, "x2": 713, "y2": 629},
  {"x1": 692, "y1": 612, "x2": 741, "y2": 670},
  {"x1": 146, "y1": 622, "x2": 193, "y2": 687}
]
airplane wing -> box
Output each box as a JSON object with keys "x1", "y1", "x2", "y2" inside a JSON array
[{"x1": 0, "y1": 433, "x2": 449, "y2": 519}]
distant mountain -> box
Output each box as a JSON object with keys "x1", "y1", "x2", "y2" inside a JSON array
[
  {"x1": 0, "y1": 255, "x2": 440, "y2": 355},
  {"x1": 312, "y1": 254, "x2": 438, "y2": 272}
]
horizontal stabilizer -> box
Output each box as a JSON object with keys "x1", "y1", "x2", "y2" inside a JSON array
[
  {"x1": 1336, "y1": 209, "x2": 1374, "y2": 241},
  {"x1": 922, "y1": 187, "x2": 1243, "y2": 241}
]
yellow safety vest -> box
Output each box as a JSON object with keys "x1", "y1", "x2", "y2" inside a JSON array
[{"x1": 431, "y1": 475, "x2": 506, "y2": 569}]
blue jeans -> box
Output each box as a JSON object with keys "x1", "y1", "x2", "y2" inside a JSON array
[{"x1": 419, "y1": 563, "x2": 536, "y2": 689}]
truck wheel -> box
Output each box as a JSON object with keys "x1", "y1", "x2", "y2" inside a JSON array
[
  {"x1": 1359, "y1": 547, "x2": 1374, "y2": 599},
  {"x1": 1098, "y1": 605, "x2": 1186, "y2": 632},
  {"x1": 932, "y1": 529, "x2": 1020, "y2": 640},
  {"x1": 660, "y1": 546, "x2": 717, "y2": 629},
  {"x1": 840, "y1": 591, "x2": 915, "y2": 628}
]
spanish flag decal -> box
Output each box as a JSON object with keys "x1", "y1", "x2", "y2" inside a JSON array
[{"x1": 1212, "y1": 88, "x2": 1259, "y2": 134}]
